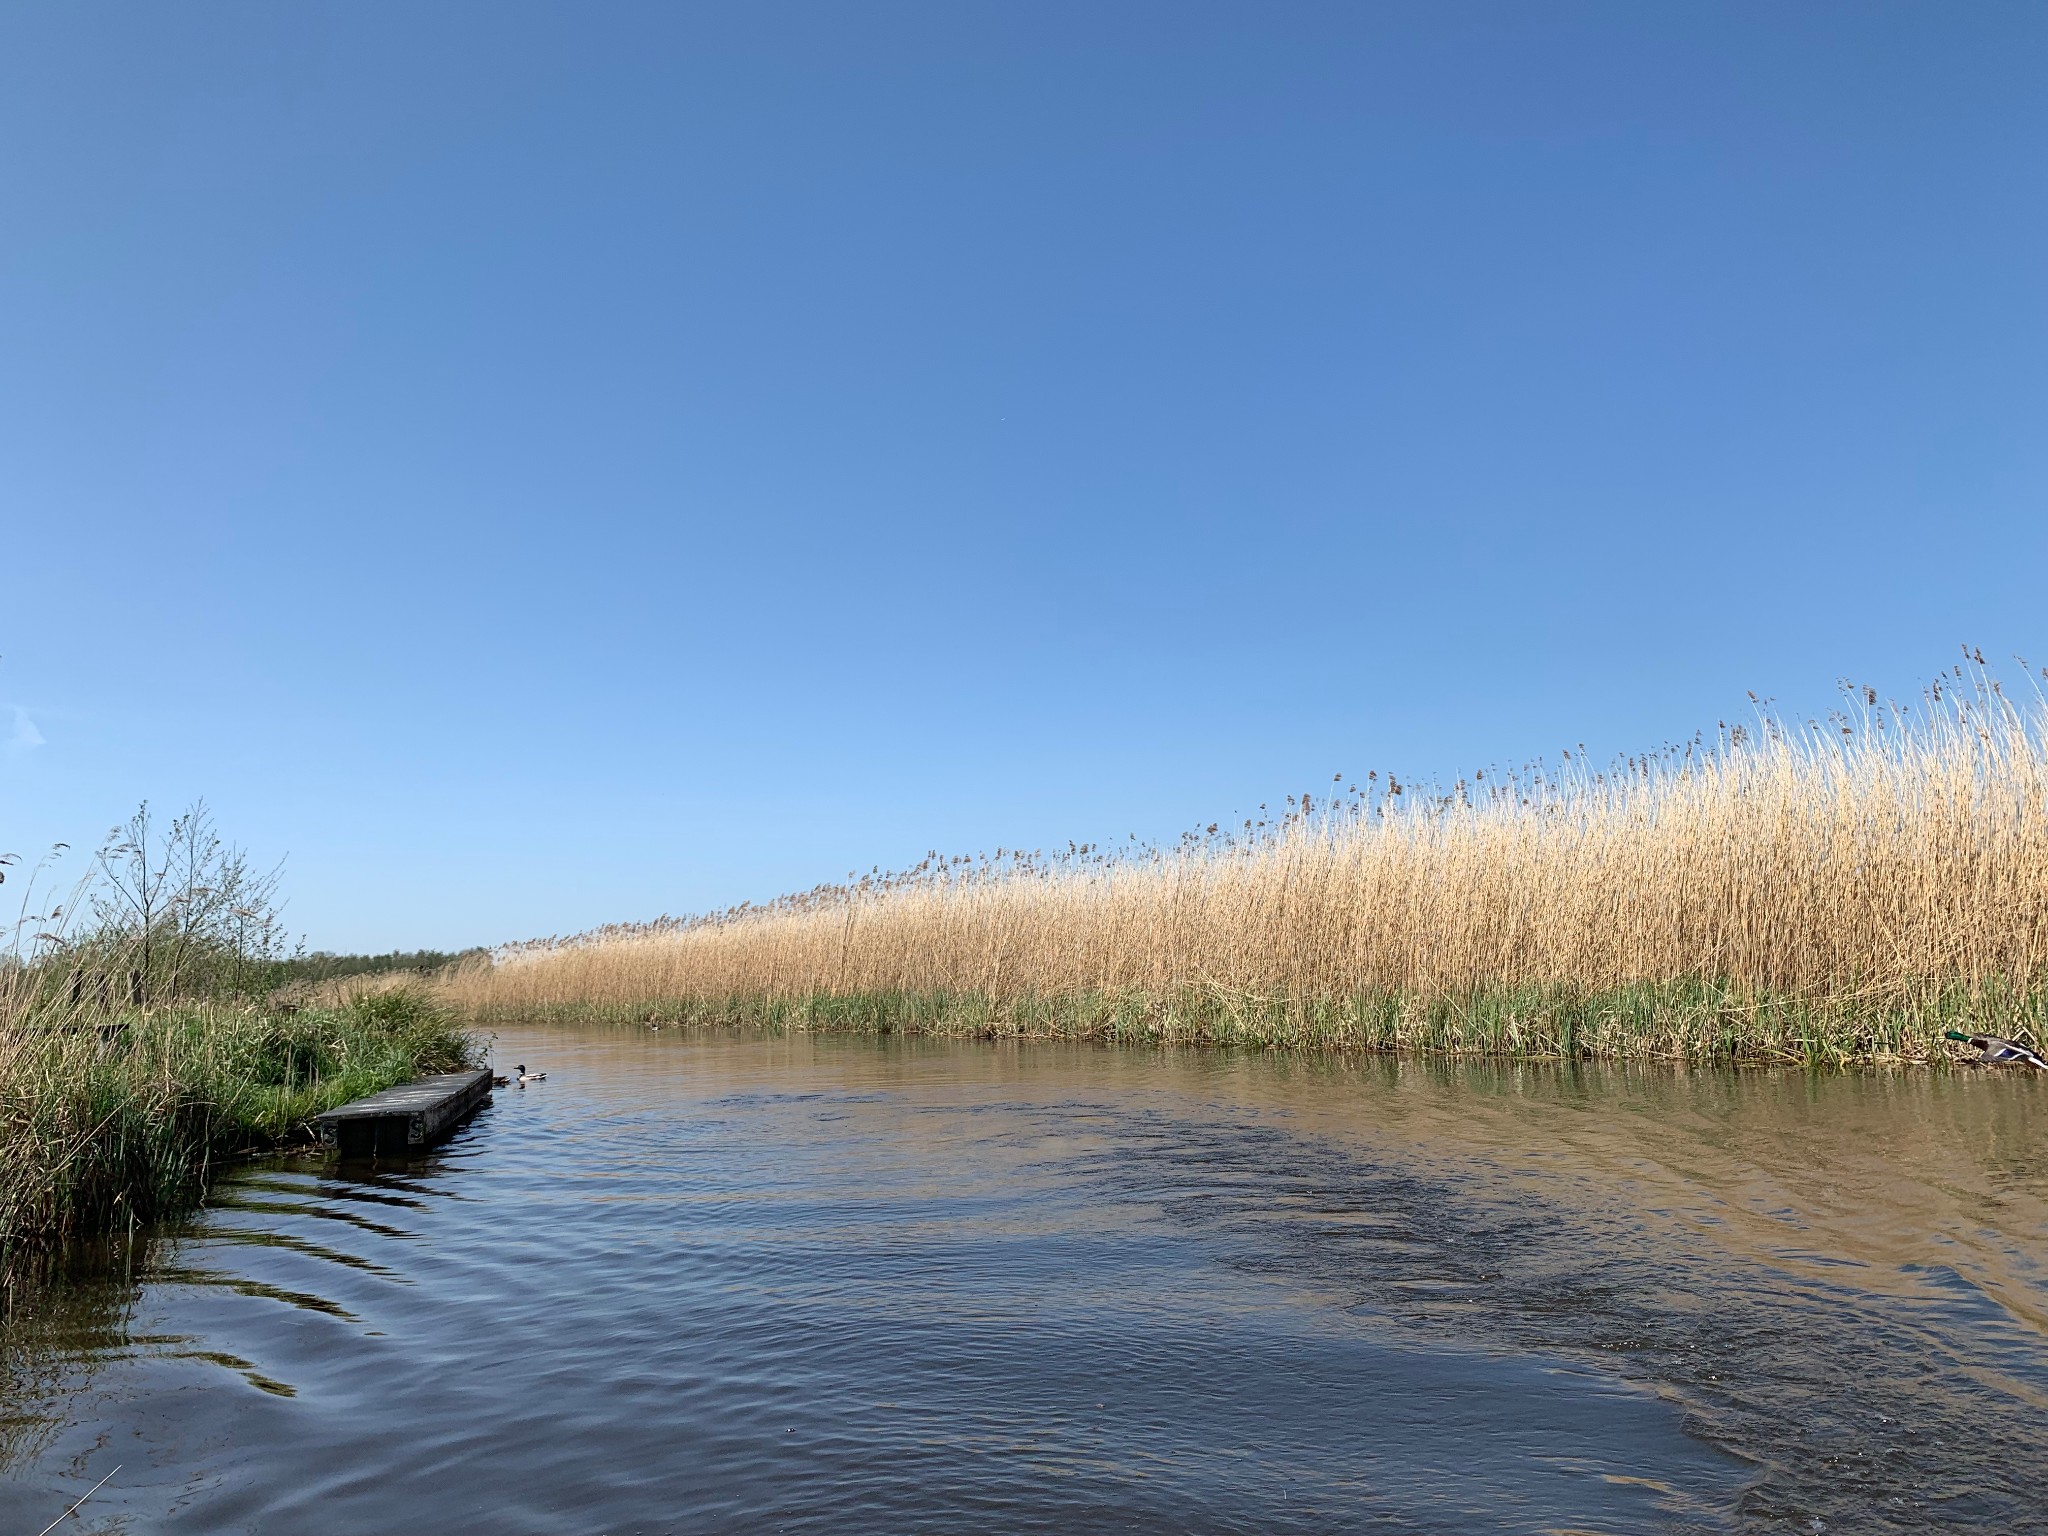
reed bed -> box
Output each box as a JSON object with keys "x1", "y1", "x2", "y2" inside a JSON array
[
  {"x1": 447, "y1": 665, "x2": 2048, "y2": 1065},
  {"x1": 0, "y1": 987, "x2": 472, "y2": 1295}
]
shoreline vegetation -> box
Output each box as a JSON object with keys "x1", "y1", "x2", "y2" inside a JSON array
[
  {"x1": 439, "y1": 981, "x2": 2035, "y2": 1066},
  {"x1": 1, "y1": 804, "x2": 472, "y2": 1294},
  {"x1": 444, "y1": 661, "x2": 2048, "y2": 1070},
  {"x1": 0, "y1": 990, "x2": 468, "y2": 1290},
  {"x1": 9, "y1": 660, "x2": 2045, "y2": 1286}
]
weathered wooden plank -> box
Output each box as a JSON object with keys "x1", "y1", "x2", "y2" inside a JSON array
[{"x1": 314, "y1": 1068, "x2": 494, "y2": 1156}]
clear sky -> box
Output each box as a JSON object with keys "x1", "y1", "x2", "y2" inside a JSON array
[{"x1": 4, "y1": 3, "x2": 2044, "y2": 952}]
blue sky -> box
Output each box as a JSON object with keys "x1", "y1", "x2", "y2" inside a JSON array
[{"x1": 4, "y1": 3, "x2": 2044, "y2": 952}]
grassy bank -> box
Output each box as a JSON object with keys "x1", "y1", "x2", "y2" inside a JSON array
[
  {"x1": 448, "y1": 981, "x2": 2039, "y2": 1066},
  {"x1": 0, "y1": 987, "x2": 472, "y2": 1291},
  {"x1": 446, "y1": 668, "x2": 2048, "y2": 1066}
]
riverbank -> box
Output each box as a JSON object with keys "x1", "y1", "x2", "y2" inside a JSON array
[
  {"x1": 444, "y1": 673, "x2": 2048, "y2": 1067},
  {"x1": 0, "y1": 987, "x2": 473, "y2": 1294},
  {"x1": 447, "y1": 981, "x2": 2027, "y2": 1065}
]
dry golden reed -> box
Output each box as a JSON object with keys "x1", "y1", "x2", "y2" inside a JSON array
[{"x1": 445, "y1": 663, "x2": 2048, "y2": 1062}]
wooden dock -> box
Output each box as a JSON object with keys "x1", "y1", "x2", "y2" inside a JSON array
[{"x1": 314, "y1": 1068, "x2": 495, "y2": 1157}]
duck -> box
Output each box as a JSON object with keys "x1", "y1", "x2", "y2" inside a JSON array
[
  {"x1": 1944, "y1": 1031, "x2": 2048, "y2": 1070},
  {"x1": 491, "y1": 1074, "x2": 510, "y2": 1086},
  {"x1": 515, "y1": 1064, "x2": 548, "y2": 1084}
]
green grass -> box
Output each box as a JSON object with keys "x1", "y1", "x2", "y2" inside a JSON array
[
  {"x1": 459, "y1": 979, "x2": 2043, "y2": 1066},
  {"x1": 0, "y1": 987, "x2": 473, "y2": 1294}
]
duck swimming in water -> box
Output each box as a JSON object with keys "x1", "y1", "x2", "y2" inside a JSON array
[
  {"x1": 1944, "y1": 1031, "x2": 2048, "y2": 1070},
  {"x1": 515, "y1": 1064, "x2": 548, "y2": 1083}
]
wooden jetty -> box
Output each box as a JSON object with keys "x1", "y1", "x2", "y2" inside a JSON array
[{"x1": 314, "y1": 1068, "x2": 495, "y2": 1157}]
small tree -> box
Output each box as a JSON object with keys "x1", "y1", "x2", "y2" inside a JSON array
[{"x1": 90, "y1": 801, "x2": 289, "y2": 1004}]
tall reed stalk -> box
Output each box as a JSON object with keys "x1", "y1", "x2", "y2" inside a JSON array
[{"x1": 446, "y1": 664, "x2": 2048, "y2": 1064}]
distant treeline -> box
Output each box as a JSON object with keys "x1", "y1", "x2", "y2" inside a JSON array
[{"x1": 270, "y1": 948, "x2": 487, "y2": 985}]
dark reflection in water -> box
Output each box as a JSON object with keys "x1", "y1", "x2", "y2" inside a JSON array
[{"x1": 4, "y1": 1030, "x2": 2045, "y2": 1533}]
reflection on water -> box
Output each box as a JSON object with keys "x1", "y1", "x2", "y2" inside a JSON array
[{"x1": 3, "y1": 1030, "x2": 2045, "y2": 1533}]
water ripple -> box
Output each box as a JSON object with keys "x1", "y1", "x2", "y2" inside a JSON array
[{"x1": 5, "y1": 1030, "x2": 2044, "y2": 1533}]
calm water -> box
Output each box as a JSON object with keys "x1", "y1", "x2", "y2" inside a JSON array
[{"x1": 5, "y1": 1027, "x2": 2047, "y2": 1533}]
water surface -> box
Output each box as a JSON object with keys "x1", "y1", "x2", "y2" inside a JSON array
[{"x1": 5, "y1": 1027, "x2": 2046, "y2": 1532}]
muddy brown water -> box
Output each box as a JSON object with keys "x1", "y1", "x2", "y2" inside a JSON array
[{"x1": 4, "y1": 1026, "x2": 2045, "y2": 1533}]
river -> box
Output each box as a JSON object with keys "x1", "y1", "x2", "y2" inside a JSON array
[{"x1": 5, "y1": 1025, "x2": 2046, "y2": 1533}]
